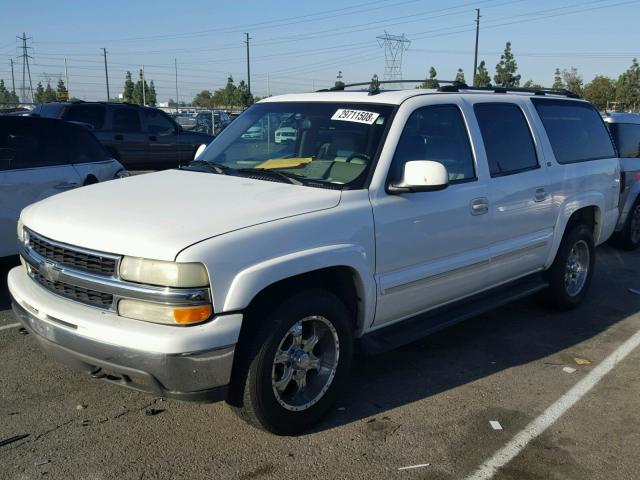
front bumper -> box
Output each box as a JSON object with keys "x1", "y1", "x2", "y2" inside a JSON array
[{"x1": 8, "y1": 266, "x2": 242, "y2": 402}]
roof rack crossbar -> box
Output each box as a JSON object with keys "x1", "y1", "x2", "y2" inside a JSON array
[{"x1": 316, "y1": 79, "x2": 466, "y2": 93}]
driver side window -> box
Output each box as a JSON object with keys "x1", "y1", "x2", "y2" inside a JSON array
[
  {"x1": 392, "y1": 104, "x2": 476, "y2": 183},
  {"x1": 143, "y1": 109, "x2": 177, "y2": 134}
]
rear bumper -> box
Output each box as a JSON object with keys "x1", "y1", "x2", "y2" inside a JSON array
[{"x1": 8, "y1": 266, "x2": 242, "y2": 402}]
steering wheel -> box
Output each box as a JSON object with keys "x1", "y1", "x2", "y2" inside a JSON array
[{"x1": 345, "y1": 153, "x2": 371, "y2": 163}]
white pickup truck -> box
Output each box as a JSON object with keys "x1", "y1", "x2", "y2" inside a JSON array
[{"x1": 8, "y1": 85, "x2": 620, "y2": 435}]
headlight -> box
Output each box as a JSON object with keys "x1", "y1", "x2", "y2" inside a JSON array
[
  {"x1": 119, "y1": 257, "x2": 209, "y2": 288},
  {"x1": 118, "y1": 299, "x2": 212, "y2": 325},
  {"x1": 17, "y1": 219, "x2": 25, "y2": 243}
]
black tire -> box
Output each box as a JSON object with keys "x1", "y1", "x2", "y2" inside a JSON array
[
  {"x1": 543, "y1": 223, "x2": 595, "y2": 310},
  {"x1": 83, "y1": 175, "x2": 98, "y2": 186},
  {"x1": 232, "y1": 290, "x2": 353, "y2": 435},
  {"x1": 613, "y1": 198, "x2": 640, "y2": 251}
]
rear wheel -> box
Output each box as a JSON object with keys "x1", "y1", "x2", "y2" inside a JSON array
[
  {"x1": 543, "y1": 223, "x2": 595, "y2": 310},
  {"x1": 232, "y1": 290, "x2": 353, "y2": 435},
  {"x1": 614, "y1": 199, "x2": 640, "y2": 251}
]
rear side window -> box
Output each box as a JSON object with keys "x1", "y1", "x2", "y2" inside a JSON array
[
  {"x1": 531, "y1": 99, "x2": 615, "y2": 163},
  {"x1": 112, "y1": 108, "x2": 141, "y2": 132},
  {"x1": 392, "y1": 105, "x2": 475, "y2": 183},
  {"x1": 65, "y1": 105, "x2": 106, "y2": 130},
  {"x1": 65, "y1": 125, "x2": 110, "y2": 163},
  {"x1": 0, "y1": 123, "x2": 68, "y2": 170},
  {"x1": 474, "y1": 103, "x2": 538, "y2": 176},
  {"x1": 37, "y1": 103, "x2": 65, "y2": 118},
  {"x1": 608, "y1": 123, "x2": 640, "y2": 158}
]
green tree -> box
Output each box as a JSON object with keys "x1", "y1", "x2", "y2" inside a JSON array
[
  {"x1": 123, "y1": 71, "x2": 135, "y2": 103},
  {"x1": 583, "y1": 75, "x2": 616, "y2": 110},
  {"x1": 34, "y1": 82, "x2": 45, "y2": 103},
  {"x1": 0, "y1": 79, "x2": 18, "y2": 106},
  {"x1": 494, "y1": 41, "x2": 521, "y2": 87},
  {"x1": 368, "y1": 74, "x2": 380, "y2": 93},
  {"x1": 522, "y1": 79, "x2": 544, "y2": 89},
  {"x1": 616, "y1": 58, "x2": 640, "y2": 110},
  {"x1": 193, "y1": 90, "x2": 213, "y2": 108},
  {"x1": 552, "y1": 68, "x2": 564, "y2": 90},
  {"x1": 418, "y1": 66, "x2": 439, "y2": 89},
  {"x1": 474, "y1": 60, "x2": 491, "y2": 87},
  {"x1": 455, "y1": 68, "x2": 465, "y2": 84},
  {"x1": 236, "y1": 79, "x2": 253, "y2": 107},
  {"x1": 147, "y1": 80, "x2": 157, "y2": 106},
  {"x1": 562, "y1": 67, "x2": 583, "y2": 96},
  {"x1": 334, "y1": 70, "x2": 345, "y2": 89},
  {"x1": 55, "y1": 79, "x2": 68, "y2": 100},
  {"x1": 132, "y1": 69, "x2": 150, "y2": 105},
  {"x1": 43, "y1": 82, "x2": 57, "y2": 102},
  {"x1": 212, "y1": 76, "x2": 237, "y2": 107}
]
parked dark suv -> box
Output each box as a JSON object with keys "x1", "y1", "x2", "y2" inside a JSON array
[{"x1": 31, "y1": 102, "x2": 213, "y2": 170}]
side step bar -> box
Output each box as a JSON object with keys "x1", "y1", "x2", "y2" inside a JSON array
[{"x1": 360, "y1": 273, "x2": 549, "y2": 354}]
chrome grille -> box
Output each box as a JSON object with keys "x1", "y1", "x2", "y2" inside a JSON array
[
  {"x1": 28, "y1": 232, "x2": 118, "y2": 277},
  {"x1": 31, "y1": 270, "x2": 114, "y2": 309}
]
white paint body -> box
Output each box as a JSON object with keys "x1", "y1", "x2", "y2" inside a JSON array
[
  {"x1": 0, "y1": 159, "x2": 124, "y2": 258},
  {"x1": 9, "y1": 90, "x2": 620, "y2": 352}
]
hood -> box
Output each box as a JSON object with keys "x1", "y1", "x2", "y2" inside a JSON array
[{"x1": 21, "y1": 169, "x2": 342, "y2": 261}]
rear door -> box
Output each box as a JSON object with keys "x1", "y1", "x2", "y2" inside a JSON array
[
  {"x1": 470, "y1": 100, "x2": 554, "y2": 285},
  {"x1": 109, "y1": 106, "x2": 148, "y2": 169},
  {"x1": 141, "y1": 108, "x2": 183, "y2": 168},
  {"x1": 0, "y1": 121, "x2": 81, "y2": 257}
]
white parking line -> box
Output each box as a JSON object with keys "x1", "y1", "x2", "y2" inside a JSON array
[
  {"x1": 0, "y1": 323, "x2": 20, "y2": 331},
  {"x1": 465, "y1": 326, "x2": 640, "y2": 480}
]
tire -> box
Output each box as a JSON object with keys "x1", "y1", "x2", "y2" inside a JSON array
[
  {"x1": 614, "y1": 199, "x2": 640, "y2": 251},
  {"x1": 232, "y1": 290, "x2": 354, "y2": 435},
  {"x1": 543, "y1": 223, "x2": 595, "y2": 310},
  {"x1": 83, "y1": 176, "x2": 98, "y2": 186}
]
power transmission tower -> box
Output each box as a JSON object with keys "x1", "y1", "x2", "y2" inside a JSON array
[
  {"x1": 244, "y1": 33, "x2": 252, "y2": 97},
  {"x1": 376, "y1": 31, "x2": 410, "y2": 85},
  {"x1": 17, "y1": 32, "x2": 34, "y2": 103},
  {"x1": 473, "y1": 9, "x2": 481, "y2": 86}
]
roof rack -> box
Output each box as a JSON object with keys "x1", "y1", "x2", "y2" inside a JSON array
[
  {"x1": 317, "y1": 79, "x2": 465, "y2": 95},
  {"x1": 437, "y1": 84, "x2": 580, "y2": 98}
]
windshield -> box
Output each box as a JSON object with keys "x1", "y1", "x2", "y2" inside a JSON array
[{"x1": 193, "y1": 102, "x2": 394, "y2": 188}]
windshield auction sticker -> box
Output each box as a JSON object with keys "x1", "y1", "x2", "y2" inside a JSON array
[{"x1": 331, "y1": 109, "x2": 380, "y2": 125}]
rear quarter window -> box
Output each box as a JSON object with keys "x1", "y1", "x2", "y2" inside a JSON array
[
  {"x1": 608, "y1": 123, "x2": 640, "y2": 158},
  {"x1": 64, "y1": 105, "x2": 106, "y2": 130},
  {"x1": 531, "y1": 99, "x2": 615, "y2": 164}
]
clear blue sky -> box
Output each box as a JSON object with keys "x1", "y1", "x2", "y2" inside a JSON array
[{"x1": 1, "y1": 0, "x2": 638, "y2": 102}]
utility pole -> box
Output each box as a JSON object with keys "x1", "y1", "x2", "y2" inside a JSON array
[
  {"x1": 10, "y1": 59, "x2": 16, "y2": 96},
  {"x1": 102, "y1": 48, "x2": 110, "y2": 102},
  {"x1": 141, "y1": 64, "x2": 146, "y2": 106},
  {"x1": 64, "y1": 58, "x2": 69, "y2": 96},
  {"x1": 472, "y1": 9, "x2": 481, "y2": 86},
  {"x1": 17, "y1": 33, "x2": 34, "y2": 103},
  {"x1": 267, "y1": 72, "x2": 271, "y2": 97},
  {"x1": 174, "y1": 58, "x2": 179, "y2": 113},
  {"x1": 244, "y1": 32, "x2": 251, "y2": 97}
]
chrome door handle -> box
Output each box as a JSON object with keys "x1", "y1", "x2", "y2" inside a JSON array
[
  {"x1": 470, "y1": 197, "x2": 489, "y2": 215},
  {"x1": 54, "y1": 182, "x2": 78, "y2": 190},
  {"x1": 534, "y1": 187, "x2": 548, "y2": 202}
]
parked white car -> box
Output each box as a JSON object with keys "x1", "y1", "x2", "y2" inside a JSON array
[
  {"x1": 8, "y1": 86, "x2": 619, "y2": 435},
  {"x1": 0, "y1": 116, "x2": 127, "y2": 258},
  {"x1": 274, "y1": 126, "x2": 297, "y2": 144}
]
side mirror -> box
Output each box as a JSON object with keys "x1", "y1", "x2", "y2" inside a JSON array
[
  {"x1": 388, "y1": 160, "x2": 449, "y2": 193},
  {"x1": 194, "y1": 144, "x2": 207, "y2": 160}
]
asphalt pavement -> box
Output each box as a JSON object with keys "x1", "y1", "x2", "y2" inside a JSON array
[{"x1": 1, "y1": 246, "x2": 639, "y2": 480}]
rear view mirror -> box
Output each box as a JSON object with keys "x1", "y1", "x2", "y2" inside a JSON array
[
  {"x1": 194, "y1": 144, "x2": 207, "y2": 160},
  {"x1": 388, "y1": 160, "x2": 448, "y2": 193}
]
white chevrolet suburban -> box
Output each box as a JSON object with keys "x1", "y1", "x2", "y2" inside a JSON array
[{"x1": 8, "y1": 84, "x2": 620, "y2": 435}]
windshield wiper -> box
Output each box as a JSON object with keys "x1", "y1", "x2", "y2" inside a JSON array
[
  {"x1": 183, "y1": 160, "x2": 230, "y2": 175},
  {"x1": 236, "y1": 167, "x2": 305, "y2": 186}
]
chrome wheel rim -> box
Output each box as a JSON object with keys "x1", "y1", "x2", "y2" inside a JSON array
[
  {"x1": 271, "y1": 316, "x2": 340, "y2": 412},
  {"x1": 564, "y1": 239, "x2": 590, "y2": 297},
  {"x1": 630, "y1": 205, "x2": 640, "y2": 245}
]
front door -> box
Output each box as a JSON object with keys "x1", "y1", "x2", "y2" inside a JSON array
[
  {"x1": 142, "y1": 108, "x2": 184, "y2": 168},
  {"x1": 110, "y1": 107, "x2": 148, "y2": 169},
  {"x1": 371, "y1": 103, "x2": 492, "y2": 327}
]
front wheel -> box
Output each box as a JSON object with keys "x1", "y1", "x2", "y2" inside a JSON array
[
  {"x1": 543, "y1": 223, "x2": 595, "y2": 310},
  {"x1": 233, "y1": 290, "x2": 353, "y2": 435}
]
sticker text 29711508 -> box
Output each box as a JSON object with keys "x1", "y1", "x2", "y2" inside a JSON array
[{"x1": 331, "y1": 109, "x2": 380, "y2": 125}]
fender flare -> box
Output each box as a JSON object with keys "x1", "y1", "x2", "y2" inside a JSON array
[
  {"x1": 544, "y1": 192, "x2": 604, "y2": 268},
  {"x1": 221, "y1": 244, "x2": 376, "y2": 333}
]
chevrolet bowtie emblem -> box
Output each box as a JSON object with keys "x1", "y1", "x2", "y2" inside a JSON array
[{"x1": 41, "y1": 260, "x2": 62, "y2": 283}]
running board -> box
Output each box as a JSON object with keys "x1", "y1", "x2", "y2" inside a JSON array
[{"x1": 360, "y1": 273, "x2": 549, "y2": 354}]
